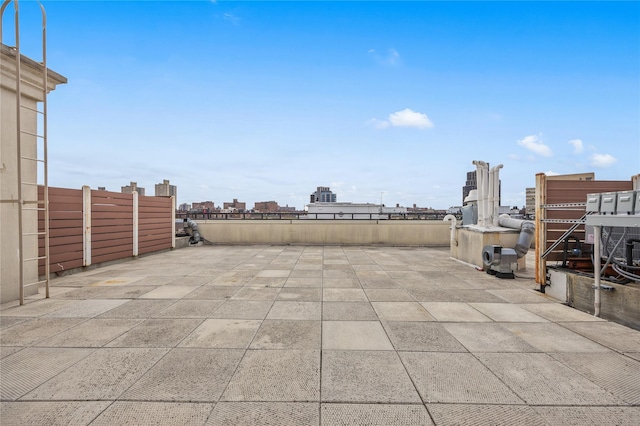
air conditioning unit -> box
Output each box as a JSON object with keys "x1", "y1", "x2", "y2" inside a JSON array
[{"x1": 482, "y1": 245, "x2": 517, "y2": 279}]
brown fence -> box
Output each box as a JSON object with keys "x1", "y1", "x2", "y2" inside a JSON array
[
  {"x1": 39, "y1": 186, "x2": 84, "y2": 275},
  {"x1": 139, "y1": 194, "x2": 173, "y2": 255},
  {"x1": 39, "y1": 186, "x2": 174, "y2": 276},
  {"x1": 535, "y1": 175, "x2": 633, "y2": 284}
]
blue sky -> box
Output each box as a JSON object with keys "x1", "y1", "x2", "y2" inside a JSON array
[{"x1": 8, "y1": 0, "x2": 640, "y2": 209}]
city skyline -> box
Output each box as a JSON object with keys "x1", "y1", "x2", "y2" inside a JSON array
[{"x1": 8, "y1": 1, "x2": 639, "y2": 209}]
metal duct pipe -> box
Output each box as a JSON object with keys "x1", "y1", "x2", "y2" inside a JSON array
[
  {"x1": 488, "y1": 167, "x2": 495, "y2": 226},
  {"x1": 498, "y1": 214, "x2": 535, "y2": 258},
  {"x1": 183, "y1": 218, "x2": 202, "y2": 244},
  {"x1": 472, "y1": 160, "x2": 489, "y2": 227},
  {"x1": 627, "y1": 239, "x2": 640, "y2": 266}
]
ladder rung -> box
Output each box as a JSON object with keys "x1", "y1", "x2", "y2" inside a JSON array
[
  {"x1": 23, "y1": 280, "x2": 47, "y2": 288},
  {"x1": 22, "y1": 182, "x2": 40, "y2": 186},
  {"x1": 23, "y1": 200, "x2": 45, "y2": 205},
  {"x1": 0, "y1": 199, "x2": 21, "y2": 204},
  {"x1": 20, "y1": 104, "x2": 44, "y2": 114},
  {"x1": 21, "y1": 156, "x2": 45, "y2": 163},
  {"x1": 23, "y1": 232, "x2": 46, "y2": 236},
  {"x1": 22, "y1": 207, "x2": 46, "y2": 211},
  {"x1": 20, "y1": 130, "x2": 44, "y2": 138},
  {"x1": 24, "y1": 256, "x2": 47, "y2": 262}
]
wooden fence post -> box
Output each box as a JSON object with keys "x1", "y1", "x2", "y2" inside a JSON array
[
  {"x1": 133, "y1": 191, "x2": 139, "y2": 257},
  {"x1": 82, "y1": 185, "x2": 91, "y2": 266}
]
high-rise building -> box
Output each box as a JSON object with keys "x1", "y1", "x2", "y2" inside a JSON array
[
  {"x1": 525, "y1": 187, "x2": 535, "y2": 217},
  {"x1": 121, "y1": 181, "x2": 145, "y2": 196},
  {"x1": 192, "y1": 201, "x2": 215, "y2": 212},
  {"x1": 155, "y1": 179, "x2": 177, "y2": 200},
  {"x1": 178, "y1": 203, "x2": 191, "y2": 212},
  {"x1": 255, "y1": 201, "x2": 279, "y2": 212},
  {"x1": 223, "y1": 198, "x2": 246, "y2": 212},
  {"x1": 462, "y1": 169, "x2": 501, "y2": 205},
  {"x1": 310, "y1": 186, "x2": 337, "y2": 203}
]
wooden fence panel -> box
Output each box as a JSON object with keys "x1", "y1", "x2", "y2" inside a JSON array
[
  {"x1": 138, "y1": 195, "x2": 172, "y2": 255},
  {"x1": 91, "y1": 190, "x2": 134, "y2": 262}
]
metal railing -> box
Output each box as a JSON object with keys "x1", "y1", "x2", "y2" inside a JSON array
[{"x1": 175, "y1": 211, "x2": 460, "y2": 221}]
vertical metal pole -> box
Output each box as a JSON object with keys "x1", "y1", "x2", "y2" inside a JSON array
[
  {"x1": 40, "y1": 1, "x2": 49, "y2": 298},
  {"x1": 14, "y1": 0, "x2": 25, "y2": 305},
  {"x1": 132, "y1": 191, "x2": 138, "y2": 256},
  {"x1": 83, "y1": 186, "x2": 91, "y2": 266},
  {"x1": 593, "y1": 225, "x2": 601, "y2": 317},
  {"x1": 171, "y1": 196, "x2": 176, "y2": 249}
]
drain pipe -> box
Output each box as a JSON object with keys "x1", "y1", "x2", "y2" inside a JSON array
[
  {"x1": 472, "y1": 160, "x2": 488, "y2": 227},
  {"x1": 183, "y1": 218, "x2": 202, "y2": 244},
  {"x1": 498, "y1": 214, "x2": 535, "y2": 258},
  {"x1": 443, "y1": 214, "x2": 458, "y2": 246}
]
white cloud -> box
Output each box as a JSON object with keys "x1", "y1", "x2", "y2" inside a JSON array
[
  {"x1": 367, "y1": 118, "x2": 390, "y2": 129},
  {"x1": 589, "y1": 153, "x2": 617, "y2": 168},
  {"x1": 517, "y1": 134, "x2": 552, "y2": 157},
  {"x1": 368, "y1": 48, "x2": 401, "y2": 66},
  {"x1": 223, "y1": 13, "x2": 240, "y2": 24},
  {"x1": 544, "y1": 170, "x2": 560, "y2": 176},
  {"x1": 568, "y1": 138, "x2": 583, "y2": 154},
  {"x1": 388, "y1": 108, "x2": 433, "y2": 129},
  {"x1": 508, "y1": 154, "x2": 520, "y2": 161}
]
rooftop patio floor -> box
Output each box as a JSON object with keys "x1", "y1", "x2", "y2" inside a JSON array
[{"x1": 2, "y1": 245, "x2": 639, "y2": 425}]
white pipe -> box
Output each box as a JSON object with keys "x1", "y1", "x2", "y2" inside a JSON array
[
  {"x1": 492, "y1": 164, "x2": 503, "y2": 226},
  {"x1": 472, "y1": 160, "x2": 488, "y2": 227},
  {"x1": 488, "y1": 167, "x2": 495, "y2": 226},
  {"x1": 594, "y1": 225, "x2": 601, "y2": 317},
  {"x1": 443, "y1": 214, "x2": 458, "y2": 246}
]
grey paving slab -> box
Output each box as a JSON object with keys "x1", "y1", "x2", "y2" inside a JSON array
[
  {"x1": 0, "y1": 347, "x2": 95, "y2": 400},
  {"x1": 532, "y1": 406, "x2": 640, "y2": 426},
  {"x1": 322, "y1": 321, "x2": 393, "y2": 350},
  {"x1": 322, "y1": 277, "x2": 362, "y2": 288},
  {"x1": 22, "y1": 347, "x2": 167, "y2": 400},
  {"x1": 267, "y1": 301, "x2": 322, "y2": 320},
  {"x1": 138, "y1": 285, "x2": 199, "y2": 299},
  {"x1": 211, "y1": 300, "x2": 274, "y2": 319},
  {"x1": 322, "y1": 302, "x2": 378, "y2": 321},
  {"x1": 0, "y1": 345, "x2": 22, "y2": 359},
  {"x1": 420, "y1": 302, "x2": 492, "y2": 322},
  {"x1": 222, "y1": 349, "x2": 320, "y2": 401},
  {"x1": 364, "y1": 288, "x2": 415, "y2": 301},
  {"x1": 0, "y1": 316, "x2": 30, "y2": 330},
  {"x1": 0, "y1": 318, "x2": 86, "y2": 346},
  {"x1": 477, "y1": 352, "x2": 624, "y2": 405},
  {"x1": 427, "y1": 403, "x2": 546, "y2": 426},
  {"x1": 321, "y1": 350, "x2": 421, "y2": 403},
  {"x1": 165, "y1": 276, "x2": 216, "y2": 286},
  {"x1": 179, "y1": 319, "x2": 261, "y2": 348},
  {"x1": 0, "y1": 299, "x2": 73, "y2": 317},
  {"x1": 371, "y1": 302, "x2": 435, "y2": 321},
  {"x1": 400, "y1": 352, "x2": 524, "y2": 404},
  {"x1": 183, "y1": 285, "x2": 239, "y2": 300},
  {"x1": 560, "y1": 321, "x2": 640, "y2": 352},
  {"x1": 626, "y1": 352, "x2": 640, "y2": 361},
  {"x1": 106, "y1": 318, "x2": 202, "y2": 347},
  {"x1": 519, "y1": 302, "x2": 607, "y2": 322},
  {"x1": 35, "y1": 318, "x2": 143, "y2": 348},
  {"x1": 285, "y1": 277, "x2": 323, "y2": 287},
  {"x1": 322, "y1": 288, "x2": 368, "y2": 301},
  {"x1": 55, "y1": 285, "x2": 158, "y2": 300},
  {"x1": 122, "y1": 348, "x2": 244, "y2": 402},
  {"x1": 91, "y1": 401, "x2": 213, "y2": 426},
  {"x1": 277, "y1": 287, "x2": 322, "y2": 301},
  {"x1": 289, "y1": 270, "x2": 323, "y2": 278},
  {"x1": 41, "y1": 299, "x2": 129, "y2": 318},
  {"x1": 469, "y1": 303, "x2": 549, "y2": 322},
  {"x1": 246, "y1": 277, "x2": 288, "y2": 287},
  {"x1": 0, "y1": 401, "x2": 110, "y2": 426},
  {"x1": 551, "y1": 352, "x2": 640, "y2": 404},
  {"x1": 133, "y1": 275, "x2": 186, "y2": 286},
  {"x1": 250, "y1": 320, "x2": 321, "y2": 350},
  {"x1": 488, "y1": 289, "x2": 555, "y2": 303},
  {"x1": 209, "y1": 275, "x2": 252, "y2": 286},
  {"x1": 382, "y1": 321, "x2": 468, "y2": 352},
  {"x1": 96, "y1": 299, "x2": 175, "y2": 318},
  {"x1": 321, "y1": 403, "x2": 432, "y2": 425},
  {"x1": 208, "y1": 402, "x2": 319, "y2": 426},
  {"x1": 443, "y1": 323, "x2": 539, "y2": 352},
  {"x1": 89, "y1": 276, "x2": 143, "y2": 286},
  {"x1": 230, "y1": 286, "x2": 281, "y2": 301},
  {"x1": 154, "y1": 299, "x2": 224, "y2": 318},
  {"x1": 256, "y1": 269, "x2": 291, "y2": 278},
  {"x1": 323, "y1": 269, "x2": 357, "y2": 279},
  {"x1": 500, "y1": 323, "x2": 611, "y2": 353}
]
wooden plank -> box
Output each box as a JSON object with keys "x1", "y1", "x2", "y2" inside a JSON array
[
  {"x1": 92, "y1": 238, "x2": 134, "y2": 250},
  {"x1": 92, "y1": 231, "x2": 133, "y2": 242},
  {"x1": 91, "y1": 225, "x2": 133, "y2": 234},
  {"x1": 92, "y1": 218, "x2": 133, "y2": 227},
  {"x1": 91, "y1": 204, "x2": 133, "y2": 213},
  {"x1": 92, "y1": 245, "x2": 133, "y2": 257},
  {"x1": 92, "y1": 252, "x2": 133, "y2": 264},
  {"x1": 92, "y1": 211, "x2": 133, "y2": 220}
]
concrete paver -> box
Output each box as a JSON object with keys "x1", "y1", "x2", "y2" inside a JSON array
[{"x1": 1, "y1": 245, "x2": 639, "y2": 425}]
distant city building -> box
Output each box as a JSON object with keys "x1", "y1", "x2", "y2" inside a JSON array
[
  {"x1": 121, "y1": 181, "x2": 145, "y2": 196},
  {"x1": 155, "y1": 179, "x2": 177, "y2": 200},
  {"x1": 97, "y1": 186, "x2": 106, "y2": 191},
  {"x1": 525, "y1": 187, "x2": 535, "y2": 217},
  {"x1": 192, "y1": 201, "x2": 215, "y2": 212},
  {"x1": 223, "y1": 198, "x2": 246, "y2": 212},
  {"x1": 254, "y1": 201, "x2": 279, "y2": 213},
  {"x1": 279, "y1": 205, "x2": 296, "y2": 213},
  {"x1": 462, "y1": 168, "x2": 500, "y2": 205},
  {"x1": 310, "y1": 186, "x2": 337, "y2": 203},
  {"x1": 178, "y1": 203, "x2": 191, "y2": 212},
  {"x1": 306, "y1": 202, "x2": 406, "y2": 219}
]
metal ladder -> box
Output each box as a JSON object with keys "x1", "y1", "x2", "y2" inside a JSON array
[{"x1": 1, "y1": 0, "x2": 50, "y2": 304}]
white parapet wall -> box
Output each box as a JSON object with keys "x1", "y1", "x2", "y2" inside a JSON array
[{"x1": 196, "y1": 220, "x2": 451, "y2": 246}]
